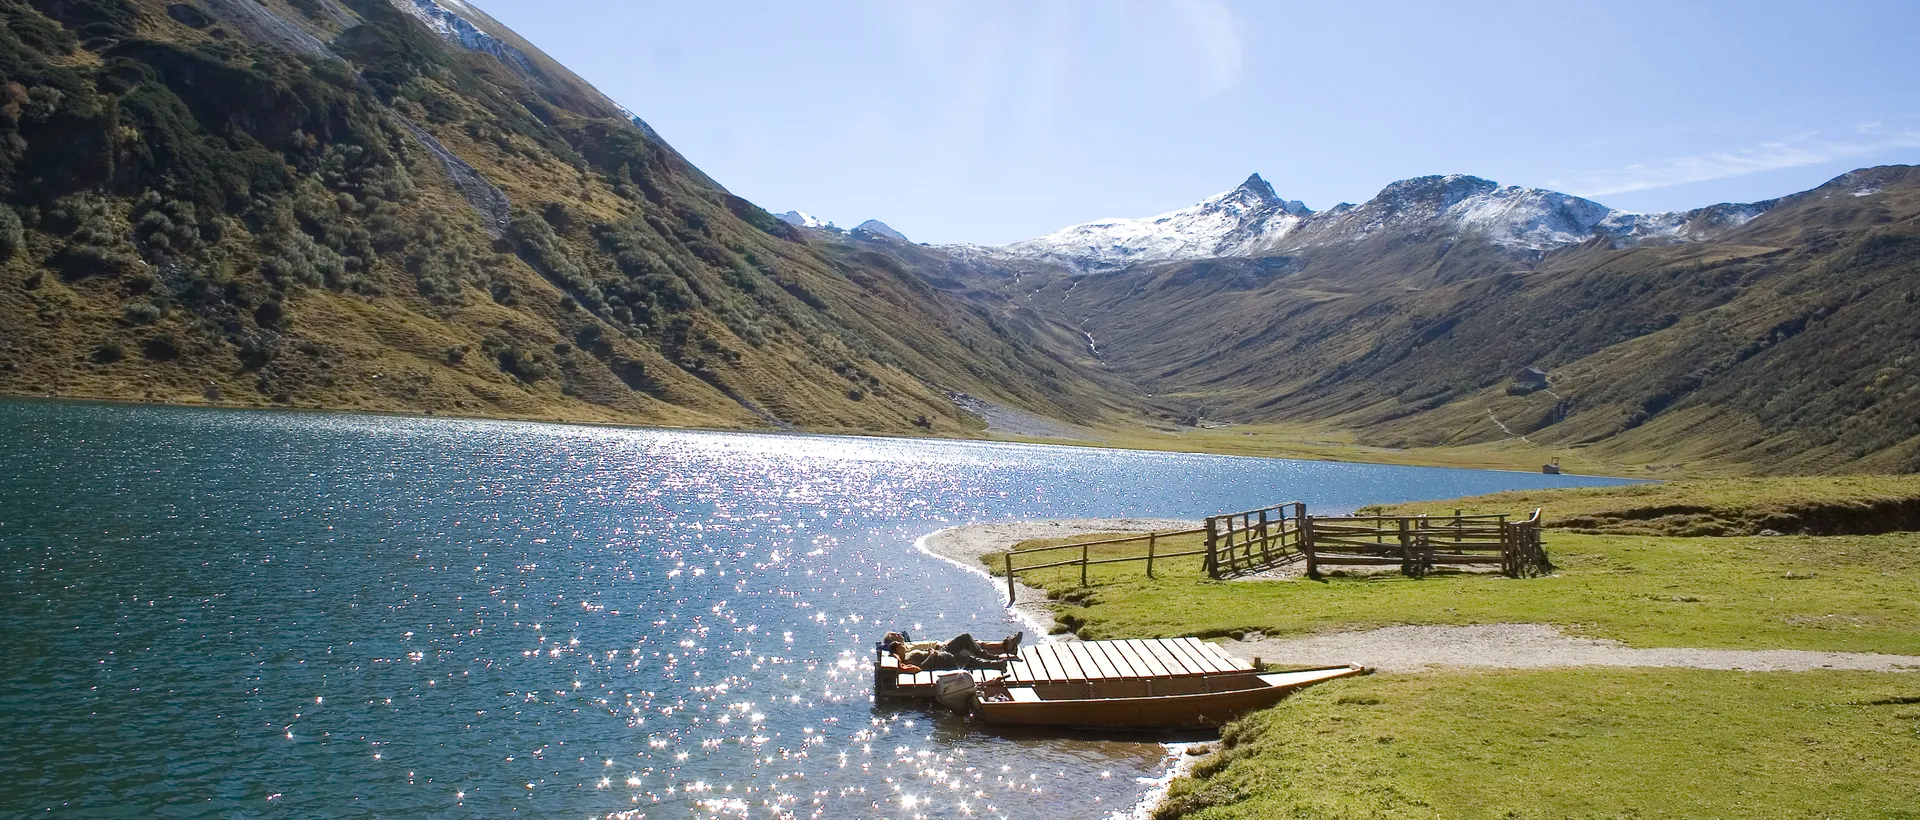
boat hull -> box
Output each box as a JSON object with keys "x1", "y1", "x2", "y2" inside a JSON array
[{"x1": 974, "y1": 666, "x2": 1363, "y2": 730}]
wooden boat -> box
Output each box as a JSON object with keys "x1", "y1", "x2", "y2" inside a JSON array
[{"x1": 972, "y1": 664, "x2": 1364, "y2": 730}]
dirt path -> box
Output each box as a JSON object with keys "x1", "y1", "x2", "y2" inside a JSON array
[{"x1": 1223, "y1": 623, "x2": 1920, "y2": 673}]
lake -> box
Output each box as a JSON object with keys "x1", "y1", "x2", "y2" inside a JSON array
[{"x1": 0, "y1": 400, "x2": 1632, "y2": 818}]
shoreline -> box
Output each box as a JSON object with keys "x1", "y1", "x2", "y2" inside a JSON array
[
  {"x1": 914, "y1": 518, "x2": 1200, "y2": 637},
  {"x1": 0, "y1": 391, "x2": 1655, "y2": 480},
  {"x1": 913, "y1": 517, "x2": 1202, "y2": 820}
]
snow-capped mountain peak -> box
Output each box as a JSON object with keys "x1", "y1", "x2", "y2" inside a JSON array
[
  {"x1": 963, "y1": 172, "x2": 1778, "y2": 272},
  {"x1": 853, "y1": 220, "x2": 907, "y2": 241},
  {"x1": 777, "y1": 210, "x2": 830, "y2": 229},
  {"x1": 996, "y1": 173, "x2": 1315, "y2": 270}
]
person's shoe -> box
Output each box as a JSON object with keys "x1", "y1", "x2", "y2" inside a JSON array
[{"x1": 1003, "y1": 631, "x2": 1023, "y2": 654}]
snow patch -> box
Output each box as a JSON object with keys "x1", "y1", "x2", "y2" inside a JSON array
[
  {"x1": 776, "y1": 211, "x2": 830, "y2": 229},
  {"x1": 392, "y1": 0, "x2": 535, "y2": 73}
]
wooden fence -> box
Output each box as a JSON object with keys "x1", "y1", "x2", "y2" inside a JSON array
[
  {"x1": 1000, "y1": 526, "x2": 1207, "y2": 604},
  {"x1": 1203, "y1": 502, "x2": 1307, "y2": 577},
  {"x1": 994, "y1": 505, "x2": 1551, "y2": 600},
  {"x1": 1277, "y1": 508, "x2": 1550, "y2": 578}
]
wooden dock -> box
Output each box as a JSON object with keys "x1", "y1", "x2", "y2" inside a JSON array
[{"x1": 874, "y1": 637, "x2": 1255, "y2": 699}]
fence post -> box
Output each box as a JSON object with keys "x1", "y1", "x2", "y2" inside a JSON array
[
  {"x1": 1258, "y1": 507, "x2": 1272, "y2": 567},
  {"x1": 1080, "y1": 541, "x2": 1089, "y2": 586},
  {"x1": 1005, "y1": 551, "x2": 1016, "y2": 605},
  {"x1": 1146, "y1": 532, "x2": 1156, "y2": 578},
  {"x1": 1301, "y1": 515, "x2": 1317, "y2": 578},
  {"x1": 1204, "y1": 517, "x2": 1219, "y2": 579},
  {"x1": 1399, "y1": 517, "x2": 1413, "y2": 575}
]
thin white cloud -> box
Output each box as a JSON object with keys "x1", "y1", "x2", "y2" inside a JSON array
[
  {"x1": 1565, "y1": 127, "x2": 1920, "y2": 197},
  {"x1": 1176, "y1": 0, "x2": 1244, "y2": 97}
]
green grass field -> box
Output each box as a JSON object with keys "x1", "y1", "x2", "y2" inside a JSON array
[
  {"x1": 1373, "y1": 475, "x2": 1920, "y2": 536},
  {"x1": 995, "y1": 529, "x2": 1920, "y2": 653},
  {"x1": 1157, "y1": 668, "x2": 1920, "y2": 819},
  {"x1": 986, "y1": 478, "x2": 1920, "y2": 818}
]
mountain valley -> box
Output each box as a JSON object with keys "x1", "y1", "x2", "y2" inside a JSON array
[{"x1": 1, "y1": 0, "x2": 1915, "y2": 476}]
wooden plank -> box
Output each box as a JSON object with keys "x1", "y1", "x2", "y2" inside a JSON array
[
  {"x1": 1085, "y1": 642, "x2": 1131, "y2": 679},
  {"x1": 1083, "y1": 641, "x2": 1131, "y2": 678},
  {"x1": 1075, "y1": 641, "x2": 1119, "y2": 678},
  {"x1": 1159, "y1": 641, "x2": 1221, "y2": 675},
  {"x1": 1197, "y1": 640, "x2": 1254, "y2": 671},
  {"x1": 1004, "y1": 655, "x2": 1035, "y2": 684},
  {"x1": 1066, "y1": 641, "x2": 1115, "y2": 679},
  {"x1": 1047, "y1": 642, "x2": 1088, "y2": 681},
  {"x1": 1142, "y1": 639, "x2": 1197, "y2": 676},
  {"x1": 1163, "y1": 638, "x2": 1215, "y2": 675},
  {"x1": 1163, "y1": 639, "x2": 1212, "y2": 676},
  {"x1": 1035, "y1": 644, "x2": 1070, "y2": 683},
  {"x1": 1096, "y1": 641, "x2": 1149, "y2": 678},
  {"x1": 1179, "y1": 638, "x2": 1236, "y2": 674},
  {"x1": 1122, "y1": 640, "x2": 1173, "y2": 677},
  {"x1": 1021, "y1": 645, "x2": 1056, "y2": 683},
  {"x1": 1132, "y1": 640, "x2": 1177, "y2": 675},
  {"x1": 1111, "y1": 640, "x2": 1158, "y2": 678}
]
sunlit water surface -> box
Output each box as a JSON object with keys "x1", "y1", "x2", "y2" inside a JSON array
[{"x1": 0, "y1": 401, "x2": 1632, "y2": 818}]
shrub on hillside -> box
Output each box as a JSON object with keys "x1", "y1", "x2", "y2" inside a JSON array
[
  {"x1": 90, "y1": 340, "x2": 124, "y2": 363},
  {"x1": 122, "y1": 301, "x2": 162, "y2": 325},
  {"x1": 46, "y1": 195, "x2": 138, "y2": 279},
  {"x1": 507, "y1": 209, "x2": 603, "y2": 310},
  {"x1": 481, "y1": 332, "x2": 555, "y2": 383},
  {"x1": 0, "y1": 205, "x2": 22, "y2": 261}
]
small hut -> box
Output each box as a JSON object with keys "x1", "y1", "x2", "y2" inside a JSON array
[{"x1": 1513, "y1": 366, "x2": 1549, "y2": 386}]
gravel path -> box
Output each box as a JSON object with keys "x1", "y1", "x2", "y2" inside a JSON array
[
  {"x1": 920, "y1": 520, "x2": 1920, "y2": 674},
  {"x1": 1223, "y1": 623, "x2": 1920, "y2": 673}
]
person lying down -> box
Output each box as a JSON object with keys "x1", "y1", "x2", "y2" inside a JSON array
[{"x1": 881, "y1": 630, "x2": 1023, "y2": 672}]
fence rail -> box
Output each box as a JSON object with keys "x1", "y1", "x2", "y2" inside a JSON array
[
  {"x1": 1001, "y1": 527, "x2": 1206, "y2": 603},
  {"x1": 993, "y1": 504, "x2": 1551, "y2": 601}
]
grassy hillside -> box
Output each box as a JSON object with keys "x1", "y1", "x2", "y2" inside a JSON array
[
  {"x1": 978, "y1": 167, "x2": 1920, "y2": 475},
  {"x1": 0, "y1": 0, "x2": 1129, "y2": 435},
  {"x1": 1374, "y1": 475, "x2": 1920, "y2": 536}
]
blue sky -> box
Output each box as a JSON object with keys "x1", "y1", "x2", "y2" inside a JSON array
[{"x1": 479, "y1": 0, "x2": 1920, "y2": 245}]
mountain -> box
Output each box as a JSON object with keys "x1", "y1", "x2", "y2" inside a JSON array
[
  {"x1": 0, "y1": 0, "x2": 1128, "y2": 434},
  {"x1": 950, "y1": 164, "x2": 1920, "y2": 474},
  {"x1": 775, "y1": 210, "x2": 829, "y2": 229},
  {"x1": 1, "y1": 0, "x2": 1912, "y2": 475},
  {"x1": 965, "y1": 172, "x2": 1777, "y2": 273},
  {"x1": 853, "y1": 220, "x2": 907, "y2": 241},
  {"x1": 970, "y1": 173, "x2": 1310, "y2": 271}
]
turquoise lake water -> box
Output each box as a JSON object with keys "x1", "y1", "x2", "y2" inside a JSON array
[{"x1": 0, "y1": 401, "x2": 1632, "y2": 818}]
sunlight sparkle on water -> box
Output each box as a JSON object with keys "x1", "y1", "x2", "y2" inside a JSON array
[{"x1": 0, "y1": 405, "x2": 1628, "y2": 818}]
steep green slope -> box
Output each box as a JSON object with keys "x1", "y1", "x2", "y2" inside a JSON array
[
  {"x1": 0, "y1": 0, "x2": 1126, "y2": 434},
  {"x1": 995, "y1": 167, "x2": 1920, "y2": 474}
]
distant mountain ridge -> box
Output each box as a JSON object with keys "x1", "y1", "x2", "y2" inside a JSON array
[
  {"x1": 943, "y1": 163, "x2": 1920, "y2": 474},
  {"x1": 942, "y1": 172, "x2": 1777, "y2": 272}
]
